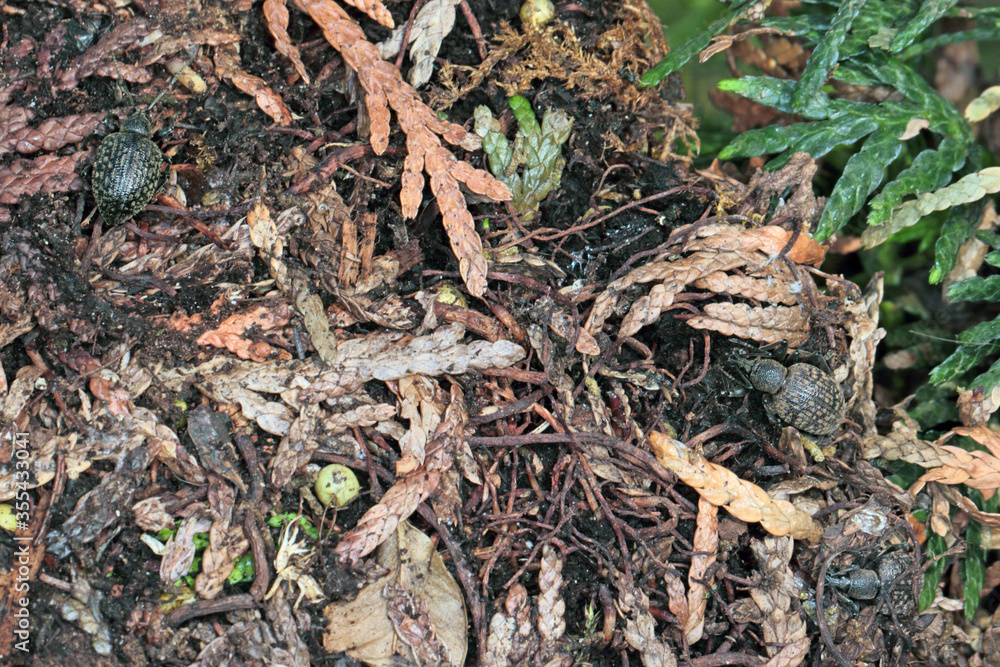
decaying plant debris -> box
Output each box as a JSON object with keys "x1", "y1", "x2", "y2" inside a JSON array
[{"x1": 0, "y1": 0, "x2": 985, "y2": 666}]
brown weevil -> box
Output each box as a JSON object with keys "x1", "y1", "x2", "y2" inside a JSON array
[
  {"x1": 728, "y1": 342, "x2": 846, "y2": 436},
  {"x1": 91, "y1": 68, "x2": 181, "y2": 226},
  {"x1": 826, "y1": 551, "x2": 916, "y2": 617}
]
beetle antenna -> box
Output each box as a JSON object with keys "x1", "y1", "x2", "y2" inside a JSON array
[{"x1": 147, "y1": 64, "x2": 186, "y2": 111}]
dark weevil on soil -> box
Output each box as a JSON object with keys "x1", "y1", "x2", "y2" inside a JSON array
[
  {"x1": 90, "y1": 69, "x2": 183, "y2": 227},
  {"x1": 726, "y1": 342, "x2": 847, "y2": 437}
]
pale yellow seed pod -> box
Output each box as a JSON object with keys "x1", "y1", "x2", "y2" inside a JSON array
[
  {"x1": 315, "y1": 464, "x2": 361, "y2": 508},
  {"x1": 520, "y1": 0, "x2": 555, "y2": 30}
]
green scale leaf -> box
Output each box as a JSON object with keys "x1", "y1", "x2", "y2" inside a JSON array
[
  {"x1": 791, "y1": 0, "x2": 866, "y2": 114},
  {"x1": 815, "y1": 128, "x2": 905, "y2": 239},
  {"x1": 930, "y1": 315, "x2": 1000, "y2": 385}
]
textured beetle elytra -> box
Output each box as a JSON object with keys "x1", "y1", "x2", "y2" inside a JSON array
[
  {"x1": 91, "y1": 69, "x2": 180, "y2": 226},
  {"x1": 740, "y1": 356, "x2": 846, "y2": 436}
]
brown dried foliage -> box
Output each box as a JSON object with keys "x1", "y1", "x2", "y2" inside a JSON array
[
  {"x1": 214, "y1": 43, "x2": 294, "y2": 126},
  {"x1": 649, "y1": 431, "x2": 822, "y2": 542},
  {"x1": 263, "y1": 0, "x2": 311, "y2": 84},
  {"x1": 0, "y1": 111, "x2": 104, "y2": 156},
  {"x1": 293, "y1": 0, "x2": 511, "y2": 296},
  {"x1": 335, "y1": 383, "x2": 468, "y2": 563},
  {"x1": 585, "y1": 222, "x2": 826, "y2": 350},
  {"x1": 0, "y1": 151, "x2": 89, "y2": 204}
]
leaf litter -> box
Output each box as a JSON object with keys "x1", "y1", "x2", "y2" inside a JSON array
[{"x1": 0, "y1": 0, "x2": 966, "y2": 666}]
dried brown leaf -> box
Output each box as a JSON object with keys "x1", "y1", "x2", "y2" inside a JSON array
[
  {"x1": 649, "y1": 431, "x2": 821, "y2": 541},
  {"x1": 60, "y1": 448, "x2": 150, "y2": 552},
  {"x1": 959, "y1": 385, "x2": 1000, "y2": 427},
  {"x1": 293, "y1": 0, "x2": 510, "y2": 296},
  {"x1": 341, "y1": 0, "x2": 395, "y2": 27},
  {"x1": 271, "y1": 403, "x2": 324, "y2": 489},
  {"x1": 537, "y1": 544, "x2": 566, "y2": 648},
  {"x1": 161, "y1": 513, "x2": 213, "y2": 585},
  {"x1": 158, "y1": 324, "x2": 522, "y2": 436},
  {"x1": 195, "y1": 303, "x2": 293, "y2": 361},
  {"x1": 692, "y1": 270, "x2": 800, "y2": 305},
  {"x1": 684, "y1": 497, "x2": 718, "y2": 644},
  {"x1": 335, "y1": 383, "x2": 467, "y2": 563},
  {"x1": 589, "y1": 250, "x2": 752, "y2": 337},
  {"x1": 861, "y1": 405, "x2": 945, "y2": 465},
  {"x1": 0, "y1": 151, "x2": 89, "y2": 204},
  {"x1": 377, "y1": 0, "x2": 461, "y2": 88},
  {"x1": 663, "y1": 571, "x2": 689, "y2": 629},
  {"x1": 750, "y1": 537, "x2": 810, "y2": 666},
  {"x1": 616, "y1": 572, "x2": 678, "y2": 667},
  {"x1": 0, "y1": 112, "x2": 104, "y2": 156},
  {"x1": 57, "y1": 18, "x2": 154, "y2": 90},
  {"x1": 264, "y1": 0, "x2": 311, "y2": 83},
  {"x1": 195, "y1": 523, "x2": 250, "y2": 600},
  {"x1": 335, "y1": 470, "x2": 440, "y2": 565},
  {"x1": 214, "y1": 44, "x2": 293, "y2": 125},
  {"x1": 914, "y1": 441, "x2": 1000, "y2": 495},
  {"x1": 684, "y1": 223, "x2": 826, "y2": 267},
  {"x1": 324, "y1": 521, "x2": 467, "y2": 665},
  {"x1": 132, "y1": 496, "x2": 175, "y2": 533},
  {"x1": 396, "y1": 376, "x2": 447, "y2": 475},
  {"x1": 687, "y1": 302, "x2": 811, "y2": 347}
]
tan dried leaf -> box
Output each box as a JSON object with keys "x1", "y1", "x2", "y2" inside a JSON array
[
  {"x1": 324, "y1": 521, "x2": 467, "y2": 665},
  {"x1": 161, "y1": 514, "x2": 213, "y2": 585},
  {"x1": 195, "y1": 302, "x2": 293, "y2": 362},
  {"x1": 57, "y1": 18, "x2": 153, "y2": 90},
  {"x1": 336, "y1": 383, "x2": 467, "y2": 563},
  {"x1": 616, "y1": 572, "x2": 678, "y2": 667},
  {"x1": 335, "y1": 470, "x2": 440, "y2": 565},
  {"x1": 841, "y1": 273, "x2": 885, "y2": 439},
  {"x1": 396, "y1": 376, "x2": 448, "y2": 476},
  {"x1": 132, "y1": 496, "x2": 174, "y2": 532},
  {"x1": 537, "y1": 544, "x2": 566, "y2": 647},
  {"x1": 750, "y1": 537, "x2": 810, "y2": 665},
  {"x1": 914, "y1": 425, "x2": 1000, "y2": 495},
  {"x1": 861, "y1": 405, "x2": 945, "y2": 465},
  {"x1": 0, "y1": 112, "x2": 104, "y2": 156},
  {"x1": 427, "y1": 145, "x2": 490, "y2": 296},
  {"x1": 683, "y1": 223, "x2": 826, "y2": 267},
  {"x1": 687, "y1": 302, "x2": 811, "y2": 346},
  {"x1": 649, "y1": 431, "x2": 821, "y2": 542},
  {"x1": 959, "y1": 385, "x2": 1000, "y2": 427},
  {"x1": 590, "y1": 250, "x2": 751, "y2": 337},
  {"x1": 692, "y1": 270, "x2": 800, "y2": 305},
  {"x1": 158, "y1": 324, "x2": 522, "y2": 436},
  {"x1": 684, "y1": 497, "x2": 718, "y2": 644},
  {"x1": 271, "y1": 403, "x2": 324, "y2": 489},
  {"x1": 294, "y1": 274, "x2": 340, "y2": 364},
  {"x1": 377, "y1": 0, "x2": 461, "y2": 88},
  {"x1": 341, "y1": 0, "x2": 394, "y2": 27},
  {"x1": 663, "y1": 571, "x2": 688, "y2": 628},
  {"x1": 195, "y1": 523, "x2": 250, "y2": 600},
  {"x1": 264, "y1": 0, "x2": 312, "y2": 83}
]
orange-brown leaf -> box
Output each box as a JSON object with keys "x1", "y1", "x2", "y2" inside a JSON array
[
  {"x1": 263, "y1": 0, "x2": 312, "y2": 83},
  {"x1": 340, "y1": 0, "x2": 394, "y2": 28}
]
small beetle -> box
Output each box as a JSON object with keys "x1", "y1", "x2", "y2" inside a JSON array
[
  {"x1": 826, "y1": 551, "x2": 915, "y2": 616},
  {"x1": 91, "y1": 69, "x2": 180, "y2": 226},
  {"x1": 729, "y1": 345, "x2": 846, "y2": 436}
]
